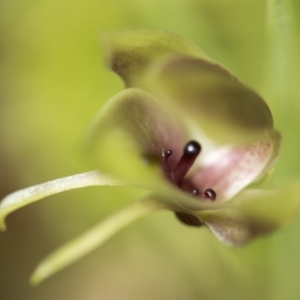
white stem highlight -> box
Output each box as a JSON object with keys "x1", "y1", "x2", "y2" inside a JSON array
[{"x1": 0, "y1": 171, "x2": 125, "y2": 230}]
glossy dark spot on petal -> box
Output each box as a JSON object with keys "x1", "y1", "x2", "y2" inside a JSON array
[
  {"x1": 192, "y1": 188, "x2": 199, "y2": 195},
  {"x1": 183, "y1": 141, "x2": 201, "y2": 157},
  {"x1": 203, "y1": 188, "x2": 216, "y2": 201},
  {"x1": 162, "y1": 149, "x2": 172, "y2": 161}
]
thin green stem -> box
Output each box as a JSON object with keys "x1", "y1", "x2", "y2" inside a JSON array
[
  {"x1": 29, "y1": 196, "x2": 163, "y2": 285},
  {"x1": 265, "y1": 0, "x2": 295, "y2": 120}
]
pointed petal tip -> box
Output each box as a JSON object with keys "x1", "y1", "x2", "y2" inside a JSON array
[
  {"x1": 29, "y1": 267, "x2": 47, "y2": 286},
  {"x1": 0, "y1": 207, "x2": 8, "y2": 231}
]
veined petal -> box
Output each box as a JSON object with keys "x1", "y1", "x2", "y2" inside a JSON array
[
  {"x1": 199, "y1": 183, "x2": 300, "y2": 246},
  {"x1": 102, "y1": 29, "x2": 209, "y2": 86},
  {"x1": 142, "y1": 55, "x2": 275, "y2": 144},
  {"x1": 0, "y1": 171, "x2": 124, "y2": 231},
  {"x1": 30, "y1": 196, "x2": 163, "y2": 285},
  {"x1": 190, "y1": 131, "x2": 281, "y2": 201}
]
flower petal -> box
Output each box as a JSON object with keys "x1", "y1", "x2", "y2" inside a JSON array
[
  {"x1": 0, "y1": 171, "x2": 124, "y2": 231},
  {"x1": 29, "y1": 196, "x2": 163, "y2": 285},
  {"x1": 82, "y1": 87, "x2": 188, "y2": 190},
  {"x1": 190, "y1": 131, "x2": 281, "y2": 201},
  {"x1": 200, "y1": 208, "x2": 253, "y2": 246},
  {"x1": 235, "y1": 184, "x2": 300, "y2": 229},
  {"x1": 199, "y1": 183, "x2": 300, "y2": 246},
  {"x1": 102, "y1": 29, "x2": 209, "y2": 86},
  {"x1": 142, "y1": 55, "x2": 275, "y2": 144}
]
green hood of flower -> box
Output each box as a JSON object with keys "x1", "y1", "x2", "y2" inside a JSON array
[{"x1": 83, "y1": 29, "x2": 285, "y2": 245}]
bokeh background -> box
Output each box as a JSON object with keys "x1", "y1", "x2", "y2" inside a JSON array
[{"x1": 1, "y1": 0, "x2": 300, "y2": 299}]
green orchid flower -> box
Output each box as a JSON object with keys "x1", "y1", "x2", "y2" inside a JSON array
[{"x1": 1, "y1": 29, "x2": 299, "y2": 285}]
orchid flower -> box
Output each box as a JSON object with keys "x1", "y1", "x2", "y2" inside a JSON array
[{"x1": 1, "y1": 29, "x2": 299, "y2": 285}]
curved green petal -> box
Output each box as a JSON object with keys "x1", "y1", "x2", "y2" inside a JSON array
[
  {"x1": 102, "y1": 29, "x2": 209, "y2": 86},
  {"x1": 234, "y1": 184, "x2": 300, "y2": 228},
  {"x1": 30, "y1": 196, "x2": 163, "y2": 285},
  {"x1": 199, "y1": 183, "x2": 300, "y2": 246},
  {"x1": 142, "y1": 55, "x2": 275, "y2": 144},
  {"x1": 82, "y1": 87, "x2": 188, "y2": 190},
  {"x1": 0, "y1": 171, "x2": 124, "y2": 231}
]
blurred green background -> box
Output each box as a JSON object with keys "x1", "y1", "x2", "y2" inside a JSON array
[{"x1": 1, "y1": 0, "x2": 300, "y2": 299}]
